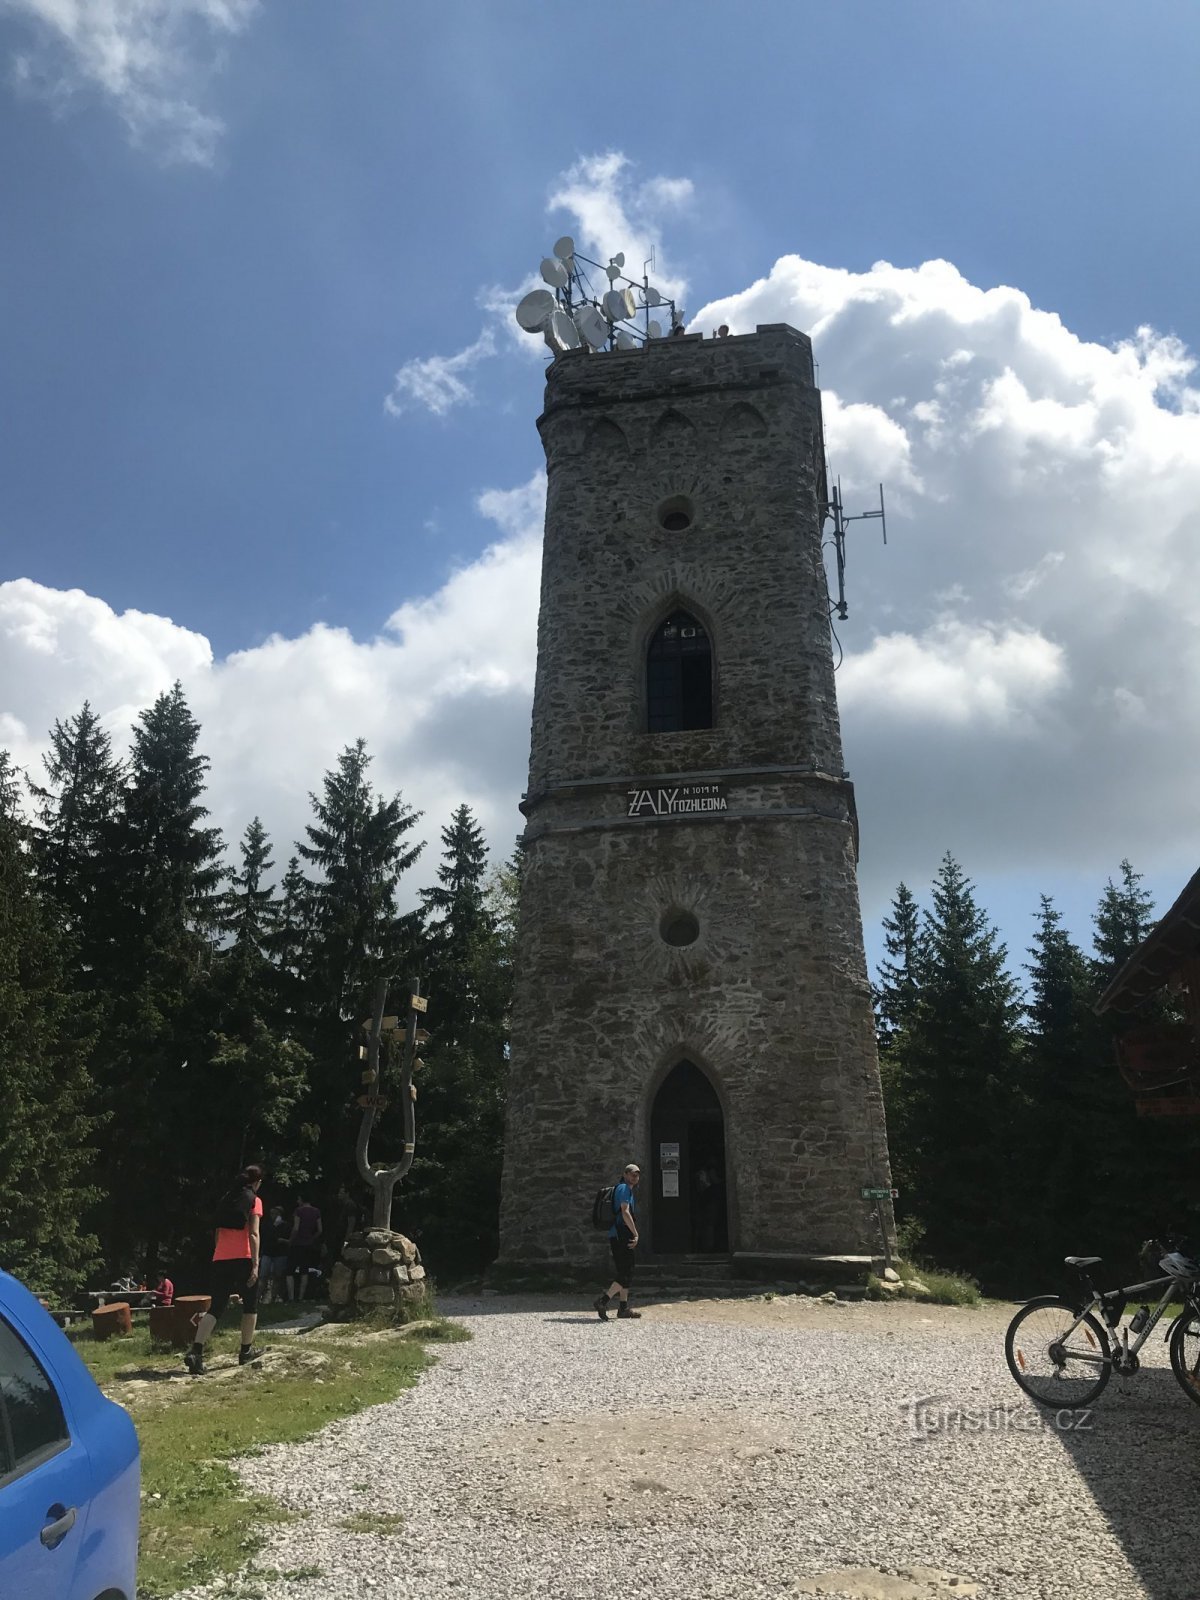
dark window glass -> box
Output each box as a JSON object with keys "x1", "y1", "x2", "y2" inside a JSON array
[
  {"x1": 0, "y1": 1315, "x2": 68, "y2": 1473},
  {"x1": 647, "y1": 611, "x2": 713, "y2": 732}
]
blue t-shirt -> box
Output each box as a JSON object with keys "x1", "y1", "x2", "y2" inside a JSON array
[{"x1": 609, "y1": 1181, "x2": 636, "y2": 1241}]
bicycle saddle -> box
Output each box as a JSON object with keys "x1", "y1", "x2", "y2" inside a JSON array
[{"x1": 1064, "y1": 1256, "x2": 1102, "y2": 1267}]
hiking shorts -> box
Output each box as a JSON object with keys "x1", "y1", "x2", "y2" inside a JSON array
[
  {"x1": 610, "y1": 1239, "x2": 637, "y2": 1290},
  {"x1": 208, "y1": 1257, "x2": 259, "y2": 1319}
]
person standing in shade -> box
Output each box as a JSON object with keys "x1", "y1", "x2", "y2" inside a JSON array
[
  {"x1": 594, "y1": 1163, "x2": 642, "y2": 1321},
  {"x1": 287, "y1": 1192, "x2": 323, "y2": 1301},
  {"x1": 260, "y1": 1204, "x2": 291, "y2": 1303},
  {"x1": 184, "y1": 1165, "x2": 264, "y2": 1375}
]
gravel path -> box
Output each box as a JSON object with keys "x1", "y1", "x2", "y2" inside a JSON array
[{"x1": 190, "y1": 1293, "x2": 1200, "y2": 1600}]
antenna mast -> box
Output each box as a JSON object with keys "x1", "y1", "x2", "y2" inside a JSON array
[{"x1": 821, "y1": 478, "x2": 888, "y2": 624}]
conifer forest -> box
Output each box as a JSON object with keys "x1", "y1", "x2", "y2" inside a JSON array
[{"x1": 1, "y1": 682, "x2": 1196, "y2": 1301}]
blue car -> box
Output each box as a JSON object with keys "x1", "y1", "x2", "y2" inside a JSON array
[{"x1": 0, "y1": 1268, "x2": 140, "y2": 1599}]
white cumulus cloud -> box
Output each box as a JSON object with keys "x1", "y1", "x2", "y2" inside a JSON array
[
  {"x1": 0, "y1": 476, "x2": 545, "y2": 886},
  {"x1": 693, "y1": 254, "x2": 1200, "y2": 904},
  {"x1": 1, "y1": 0, "x2": 258, "y2": 164}
]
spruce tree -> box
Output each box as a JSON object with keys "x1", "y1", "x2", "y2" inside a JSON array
[
  {"x1": 29, "y1": 701, "x2": 123, "y2": 970},
  {"x1": 206, "y1": 819, "x2": 310, "y2": 1186},
  {"x1": 407, "y1": 805, "x2": 510, "y2": 1267},
  {"x1": 889, "y1": 854, "x2": 1024, "y2": 1282},
  {"x1": 0, "y1": 753, "x2": 100, "y2": 1298},
  {"x1": 1092, "y1": 860, "x2": 1156, "y2": 977},
  {"x1": 1019, "y1": 896, "x2": 1108, "y2": 1277},
  {"x1": 874, "y1": 881, "x2": 924, "y2": 1207},
  {"x1": 876, "y1": 881, "x2": 921, "y2": 1051},
  {"x1": 296, "y1": 741, "x2": 423, "y2": 1188},
  {"x1": 90, "y1": 684, "x2": 227, "y2": 1270}
]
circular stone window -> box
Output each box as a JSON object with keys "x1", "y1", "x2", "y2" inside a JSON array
[
  {"x1": 659, "y1": 908, "x2": 700, "y2": 947},
  {"x1": 657, "y1": 494, "x2": 694, "y2": 533}
]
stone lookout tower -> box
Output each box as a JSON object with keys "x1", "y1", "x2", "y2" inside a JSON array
[{"x1": 497, "y1": 321, "x2": 892, "y2": 1277}]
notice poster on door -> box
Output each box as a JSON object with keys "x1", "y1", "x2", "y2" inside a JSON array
[{"x1": 660, "y1": 1142, "x2": 680, "y2": 1197}]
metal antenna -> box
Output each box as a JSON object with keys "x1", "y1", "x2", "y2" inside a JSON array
[
  {"x1": 517, "y1": 237, "x2": 681, "y2": 355},
  {"x1": 821, "y1": 478, "x2": 888, "y2": 623}
]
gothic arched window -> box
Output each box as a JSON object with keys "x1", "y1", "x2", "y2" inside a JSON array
[{"x1": 647, "y1": 610, "x2": 713, "y2": 732}]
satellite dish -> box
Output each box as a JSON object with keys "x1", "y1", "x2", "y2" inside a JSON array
[
  {"x1": 647, "y1": 319, "x2": 664, "y2": 339},
  {"x1": 671, "y1": 307, "x2": 686, "y2": 328},
  {"x1": 540, "y1": 257, "x2": 569, "y2": 289},
  {"x1": 574, "y1": 304, "x2": 609, "y2": 350},
  {"x1": 603, "y1": 287, "x2": 637, "y2": 322},
  {"x1": 553, "y1": 235, "x2": 575, "y2": 261},
  {"x1": 544, "y1": 310, "x2": 581, "y2": 353},
  {"x1": 643, "y1": 285, "x2": 662, "y2": 307},
  {"x1": 613, "y1": 252, "x2": 625, "y2": 269},
  {"x1": 605, "y1": 263, "x2": 620, "y2": 283},
  {"x1": 516, "y1": 289, "x2": 556, "y2": 332},
  {"x1": 615, "y1": 330, "x2": 637, "y2": 350}
]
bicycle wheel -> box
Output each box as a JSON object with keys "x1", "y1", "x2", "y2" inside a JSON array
[
  {"x1": 1005, "y1": 1295, "x2": 1111, "y2": 1408},
  {"x1": 1169, "y1": 1307, "x2": 1200, "y2": 1407}
]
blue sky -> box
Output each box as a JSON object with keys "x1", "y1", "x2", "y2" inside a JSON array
[{"x1": 2, "y1": 0, "x2": 1199, "y2": 977}]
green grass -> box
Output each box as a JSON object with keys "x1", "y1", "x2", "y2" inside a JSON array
[
  {"x1": 866, "y1": 1259, "x2": 982, "y2": 1307},
  {"x1": 71, "y1": 1302, "x2": 467, "y2": 1597}
]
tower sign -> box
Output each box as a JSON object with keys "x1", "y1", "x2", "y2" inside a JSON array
[{"x1": 497, "y1": 275, "x2": 893, "y2": 1275}]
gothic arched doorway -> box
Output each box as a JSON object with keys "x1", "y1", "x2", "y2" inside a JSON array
[{"x1": 650, "y1": 1060, "x2": 729, "y2": 1255}]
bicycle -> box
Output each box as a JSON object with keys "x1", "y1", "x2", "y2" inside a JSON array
[{"x1": 1005, "y1": 1239, "x2": 1200, "y2": 1409}]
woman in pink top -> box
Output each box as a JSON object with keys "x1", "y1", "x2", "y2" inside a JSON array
[{"x1": 184, "y1": 1164, "x2": 265, "y2": 1376}]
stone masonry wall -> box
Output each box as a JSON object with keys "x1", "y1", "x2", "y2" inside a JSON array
[{"x1": 498, "y1": 325, "x2": 892, "y2": 1271}]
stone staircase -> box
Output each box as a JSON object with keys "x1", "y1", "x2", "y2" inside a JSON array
[
  {"x1": 635, "y1": 1255, "x2": 788, "y2": 1300},
  {"x1": 634, "y1": 1252, "x2": 880, "y2": 1302}
]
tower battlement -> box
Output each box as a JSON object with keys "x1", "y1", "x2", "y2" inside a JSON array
[{"x1": 539, "y1": 324, "x2": 817, "y2": 419}]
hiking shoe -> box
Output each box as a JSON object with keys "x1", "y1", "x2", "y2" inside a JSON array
[
  {"x1": 616, "y1": 1305, "x2": 641, "y2": 1320},
  {"x1": 238, "y1": 1345, "x2": 265, "y2": 1366},
  {"x1": 183, "y1": 1349, "x2": 205, "y2": 1376},
  {"x1": 593, "y1": 1295, "x2": 610, "y2": 1321}
]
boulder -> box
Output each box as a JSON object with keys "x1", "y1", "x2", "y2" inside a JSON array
[
  {"x1": 883, "y1": 1267, "x2": 901, "y2": 1284},
  {"x1": 371, "y1": 1248, "x2": 404, "y2": 1267},
  {"x1": 342, "y1": 1246, "x2": 371, "y2": 1265},
  {"x1": 408, "y1": 1264, "x2": 426, "y2": 1283},
  {"x1": 357, "y1": 1285, "x2": 399, "y2": 1307},
  {"x1": 329, "y1": 1262, "x2": 354, "y2": 1308}
]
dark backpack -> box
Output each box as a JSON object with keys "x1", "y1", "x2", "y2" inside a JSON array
[
  {"x1": 591, "y1": 1184, "x2": 617, "y2": 1230},
  {"x1": 215, "y1": 1186, "x2": 252, "y2": 1232}
]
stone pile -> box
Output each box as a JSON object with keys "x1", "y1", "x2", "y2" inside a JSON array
[{"x1": 328, "y1": 1227, "x2": 426, "y2": 1317}]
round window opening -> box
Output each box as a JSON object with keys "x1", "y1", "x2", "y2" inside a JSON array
[
  {"x1": 657, "y1": 494, "x2": 694, "y2": 533},
  {"x1": 660, "y1": 908, "x2": 700, "y2": 947}
]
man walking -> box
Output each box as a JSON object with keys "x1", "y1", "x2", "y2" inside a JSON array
[
  {"x1": 594, "y1": 1163, "x2": 642, "y2": 1321},
  {"x1": 184, "y1": 1164, "x2": 265, "y2": 1375}
]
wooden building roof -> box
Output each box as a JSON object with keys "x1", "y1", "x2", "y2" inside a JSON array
[{"x1": 1095, "y1": 863, "x2": 1200, "y2": 1015}]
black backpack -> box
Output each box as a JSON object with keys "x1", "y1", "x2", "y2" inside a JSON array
[
  {"x1": 215, "y1": 1186, "x2": 252, "y2": 1232},
  {"x1": 591, "y1": 1184, "x2": 617, "y2": 1230}
]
